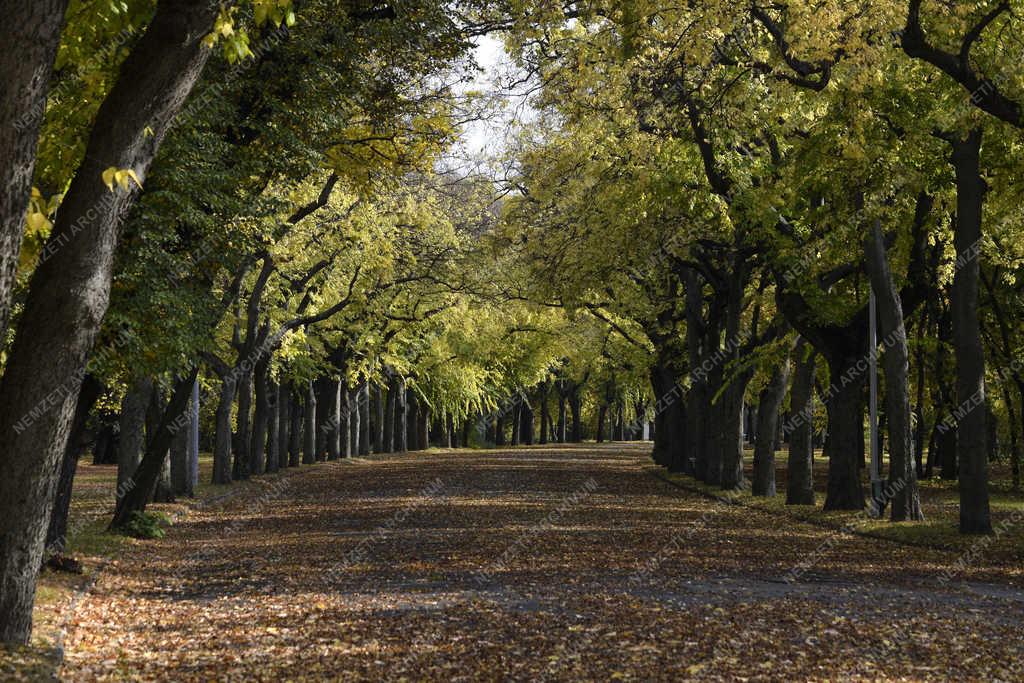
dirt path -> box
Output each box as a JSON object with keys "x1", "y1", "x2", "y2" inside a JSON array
[{"x1": 61, "y1": 444, "x2": 1024, "y2": 681}]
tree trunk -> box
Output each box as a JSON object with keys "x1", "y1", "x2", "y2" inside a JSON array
[
  {"x1": 417, "y1": 404, "x2": 430, "y2": 451},
  {"x1": 539, "y1": 380, "x2": 550, "y2": 445},
  {"x1": 359, "y1": 382, "x2": 371, "y2": 455},
  {"x1": 251, "y1": 359, "x2": 270, "y2": 475},
  {"x1": 786, "y1": 339, "x2": 817, "y2": 505},
  {"x1": 522, "y1": 399, "x2": 534, "y2": 445},
  {"x1": 406, "y1": 389, "x2": 419, "y2": 451},
  {"x1": 569, "y1": 388, "x2": 582, "y2": 442},
  {"x1": 233, "y1": 370, "x2": 252, "y2": 480},
  {"x1": 326, "y1": 380, "x2": 341, "y2": 461},
  {"x1": 45, "y1": 375, "x2": 102, "y2": 560},
  {"x1": 212, "y1": 376, "x2": 235, "y2": 484},
  {"x1": 948, "y1": 129, "x2": 992, "y2": 534},
  {"x1": 111, "y1": 372, "x2": 198, "y2": 526},
  {"x1": 822, "y1": 352, "x2": 867, "y2": 510},
  {"x1": 384, "y1": 376, "x2": 398, "y2": 453},
  {"x1": 266, "y1": 382, "x2": 280, "y2": 473},
  {"x1": 596, "y1": 403, "x2": 607, "y2": 443},
  {"x1": 169, "y1": 416, "x2": 191, "y2": 497},
  {"x1": 511, "y1": 402, "x2": 521, "y2": 446},
  {"x1": 865, "y1": 219, "x2": 923, "y2": 521},
  {"x1": 374, "y1": 384, "x2": 385, "y2": 453},
  {"x1": 557, "y1": 384, "x2": 567, "y2": 442},
  {"x1": 0, "y1": 0, "x2": 69, "y2": 343},
  {"x1": 303, "y1": 381, "x2": 317, "y2": 464},
  {"x1": 752, "y1": 355, "x2": 792, "y2": 497},
  {"x1": 396, "y1": 378, "x2": 408, "y2": 452},
  {"x1": 0, "y1": 0, "x2": 221, "y2": 644},
  {"x1": 1003, "y1": 382, "x2": 1021, "y2": 492},
  {"x1": 188, "y1": 380, "x2": 199, "y2": 491},
  {"x1": 117, "y1": 378, "x2": 153, "y2": 500},
  {"x1": 277, "y1": 381, "x2": 291, "y2": 469},
  {"x1": 288, "y1": 386, "x2": 302, "y2": 467}
]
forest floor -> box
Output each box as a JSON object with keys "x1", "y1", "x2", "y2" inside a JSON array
[{"x1": 25, "y1": 443, "x2": 1017, "y2": 681}]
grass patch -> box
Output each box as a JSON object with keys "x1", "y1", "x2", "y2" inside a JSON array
[{"x1": 651, "y1": 451, "x2": 1024, "y2": 564}]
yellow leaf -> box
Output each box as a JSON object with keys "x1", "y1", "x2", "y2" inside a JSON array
[{"x1": 102, "y1": 167, "x2": 118, "y2": 191}]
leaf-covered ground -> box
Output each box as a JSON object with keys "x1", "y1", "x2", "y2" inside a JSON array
[{"x1": 60, "y1": 444, "x2": 1024, "y2": 681}]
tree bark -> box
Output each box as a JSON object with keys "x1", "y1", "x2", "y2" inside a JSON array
[
  {"x1": 326, "y1": 379, "x2": 341, "y2": 461},
  {"x1": 250, "y1": 358, "x2": 270, "y2": 475},
  {"x1": 117, "y1": 378, "x2": 153, "y2": 501},
  {"x1": 384, "y1": 376, "x2": 397, "y2": 453},
  {"x1": 374, "y1": 384, "x2": 385, "y2": 453},
  {"x1": 406, "y1": 389, "x2": 419, "y2": 451},
  {"x1": 45, "y1": 375, "x2": 102, "y2": 560},
  {"x1": 539, "y1": 380, "x2": 550, "y2": 445},
  {"x1": 303, "y1": 381, "x2": 317, "y2": 464},
  {"x1": 0, "y1": 0, "x2": 221, "y2": 644},
  {"x1": 822, "y1": 351, "x2": 868, "y2": 510},
  {"x1": 359, "y1": 382, "x2": 371, "y2": 455},
  {"x1": 232, "y1": 370, "x2": 252, "y2": 479},
  {"x1": 417, "y1": 404, "x2": 429, "y2": 451},
  {"x1": 865, "y1": 219, "x2": 924, "y2": 521},
  {"x1": 786, "y1": 338, "x2": 816, "y2": 505},
  {"x1": 557, "y1": 383, "x2": 567, "y2": 443},
  {"x1": 169, "y1": 416, "x2": 191, "y2": 497},
  {"x1": 288, "y1": 386, "x2": 302, "y2": 467},
  {"x1": 276, "y1": 380, "x2": 291, "y2": 469},
  {"x1": 266, "y1": 382, "x2": 280, "y2": 473},
  {"x1": 395, "y1": 378, "x2": 408, "y2": 452},
  {"x1": 752, "y1": 354, "x2": 792, "y2": 497},
  {"x1": 948, "y1": 129, "x2": 992, "y2": 534},
  {"x1": 212, "y1": 376, "x2": 235, "y2": 484},
  {"x1": 0, "y1": 0, "x2": 69, "y2": 343}
]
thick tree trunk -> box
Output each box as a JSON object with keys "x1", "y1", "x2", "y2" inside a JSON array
[
  {"x1": 288, "y1": 386, "x2": 303, "y2": 467},
  {"x1": 342, "y1": 387, "x2": 353, "y2": 458},
  {"x1": 718, "y1": 374, "x2": 752, "y2": 491},
  {"x1": 212, "y1": 377, "x2": 235, "y2": 484},
  {"x1": 303, "y1": 381, "x2": 317, "y2": 464},
  {"x1": 384, "y1": 376, "x2": 398, "y2": 453},
  {"x1": 359, "y1": 383, "x2": 371, "y2": 456},
  {"x1": 326, "y1": 380, "x2": 341, "y2": 461},
  {"x1": 374, "y1": 384, "x2": 385, "y2": 453},
  {"x1": 417, "y1": 405, "x2": 430, "y2": 451},
  {"x1": 569, "y1": 389, "x2": 582, "y2": 442},
  {"x1": 92, "y1": 421, "x2": 118, "y2": 465},
  {"x1": 511, "y1": 403, "x2": 521, "y2": 446},
  {"x1": 948, "y1": 129, "x2": 992, "y2": 534},
  {"x1": 406, "y1": 390, "x2": 419, "y2": 451},
  {"x1": 0, "y1": 0, "x2": 69, "y2": 343},
  {"x1": 233, "y1": 370, "x2": 252, "y2": 479},
  {"x1": 596, "y1": 404, "x2": 607, "y2": 443},
  {"x1": 266, "y1": 382, "x2": 280, "y2": 473},
  {"x1": 45, "y1": 375, "x2": 102, "y2": 560},
  {"x1": 865, "y1": 219, "x2": 924, "y2": 521},
  {"x1": 822, "y1": 353, "x2": 867, "y2": 510},
  {"x1": 313, "y1": 379, "x2": 330, "y2": 461},
  {"x1": 276, "y1": 381, "x2": 291, "y2": 469},
  {"x1": 0, "y1": 0, "x2": 221, "y2": 644},
  {"x1": 396, "y1": 378, "x2": 408, "y2": 452},
  {"x1": 786, "y1": 339, "x2": 817, "y2": 505},
  {"x1": 1003, "y1": 382, "x2": 1021, "y2": 492},
  {"x1": 539, "y1": 381, "x2": 550, "y2": 445},
  {"x1": 752, "y1": 356, "x2": 792, "y2": 497},
  {"x1": 557, "y1": 385, "x2": 567, "y2": 443},
  {"x1": 522, "y1": 399, "x2": 534, "y2": 445},
  {"x1": 117, "y1": 378, "x2": 153, "y2": 500},
  {"x1": 169, "y1": 418, "x2": 191, "y2": 497},
  {"x1": 251, "y1": 359, "x2": 270, "y2": 475}
]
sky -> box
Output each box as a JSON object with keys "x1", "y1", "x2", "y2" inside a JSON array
[{"x1": 454, "y1": 35, "x2": 536, "y2": 161}]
